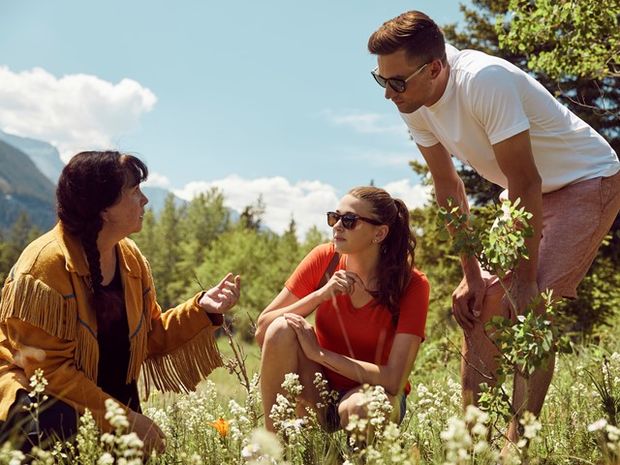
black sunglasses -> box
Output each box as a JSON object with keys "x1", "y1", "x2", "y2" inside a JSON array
[
  {"x1": 326, "y1": 211, "x2": 382, "y2": 230},
  {"x1": 371, "y1": 62, "x2": 429, "y2": 93}
]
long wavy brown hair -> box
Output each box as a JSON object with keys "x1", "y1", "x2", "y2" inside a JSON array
[{"x1": 348, "y1": 186, "x2": 416, "y2": 326}]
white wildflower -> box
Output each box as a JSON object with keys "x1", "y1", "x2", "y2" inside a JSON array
[
  {"x1": 520, "y1": 411, "x2": 542, "y2": 440},
  {"x1": 241, "y1": 429, "x2": 283, "y2": 464},
  {"x1": 104, "y1": 399, "x2": 129, "y2": 431},
  {"x1": 97, "y1": 453, "x2": 114, "y2": 465},
  {"x1": 440, "y1": 416, "x2": 473, "y2": 464},
  {"x1": 281, "y1": 373, "x2": 303, "y2": 397},
  {"x1": 588, "y1": 418, "x2": 608, "y2": 432},
  {"x1": 607, "y1": 424, "x2": 620, "y2": 442}
]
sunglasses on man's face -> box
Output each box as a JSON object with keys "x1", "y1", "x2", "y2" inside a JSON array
[
  {"x1": 371, "y1": 62, "x2": 429, "y2": 93},
  {"x1": 326, "y1": 211, "x2": 382, "y2": 230}
]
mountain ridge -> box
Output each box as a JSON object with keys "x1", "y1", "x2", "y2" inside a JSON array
[
  {"x1": 0, "y1": 132, "x2": 187, "y2": 229},
  {"x1": 0, "y1": 129, "x2": 64, "y2": 184},
  {"x1": 0, "y1": 139, "x2": 57, "y2": 229}
]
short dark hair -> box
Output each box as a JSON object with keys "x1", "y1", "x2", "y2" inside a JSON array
[{"x1": 368, "y1": 10, "x2": 446, "y2": 65}]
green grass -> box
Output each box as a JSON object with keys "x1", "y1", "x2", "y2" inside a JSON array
[
  {"x1": 132, "y1": 327, "x2": 620, "y2": 464},
  {"x1": 6, "y1": 328, "x2": 620, "y2": 465},
  {"x1": 208, "y1": 336, "x2": 262, "y2": 403}
]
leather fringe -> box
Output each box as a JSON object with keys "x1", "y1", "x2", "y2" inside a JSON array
[
  {"x1": 126, "y1": 314, "x2": 148, "y2": 384},
  {"x1": 0, "y1": 274, "x2": 77, "y2": 340},
  {"x1": 140, "y1": 328, "x2": 223, "y2": 397},
  {"x1": 75, "y1": 323, "x2": 99, "y2": 382}
]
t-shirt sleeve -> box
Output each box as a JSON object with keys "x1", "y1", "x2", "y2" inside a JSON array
[
  {"x1": 285, "y1": 243, "x2": 335, "y2": 299},
  {"x1": 395, "y1": 270, "x2": 430, "y2": 340},
  {"x1": 401, "y1": 112, "x2": 440, "y2": 147},
  {"x1": 468, "y1": 65, "x2": 530, "y2": 145}
]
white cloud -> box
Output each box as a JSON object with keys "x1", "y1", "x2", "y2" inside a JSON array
[
  {"x1": 143, "y1": 172, "x2": 171, "y2": 188},
  {"x1": 0, "y1": 66, "x2": 157, "y2": 162},
  {"x1": 173, "y1": 175, "x2": 432, "y2": 238},
  {"x1": 322, "y1": 109, "x2": 408, "y2": 136},
  {"x1": 382, "y1": 179, "x2": 432, "y2": 210},
  {"x1": 174, "y1": 175, "x2": 340, "y2": 237}
]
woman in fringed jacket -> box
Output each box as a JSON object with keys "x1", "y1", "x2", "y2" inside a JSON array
[{"x1": 0, "y1": 151, "x2": 241, "y2": 454}]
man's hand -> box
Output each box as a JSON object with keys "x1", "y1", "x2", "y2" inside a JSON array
[
  {"x1": 198, "y1": 273, "x2": 241, "y2": 314},
  {"x1": 502, "y1": 278, "x2": 539, "y2": 321},
  {"x1": 452, "y1": 273, "x2": 486, "y2": 330}
]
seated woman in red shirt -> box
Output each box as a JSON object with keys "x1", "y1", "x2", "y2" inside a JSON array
[{"x1": 255, "y1": 186, "x2": 429, "y2": 432}]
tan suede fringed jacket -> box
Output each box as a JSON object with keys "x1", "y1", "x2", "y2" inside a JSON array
[{"x1": 0, "y1": 223, "x2": 223, "y2": 431}]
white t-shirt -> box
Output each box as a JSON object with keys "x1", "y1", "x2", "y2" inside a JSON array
[{"x1": 402, "y1": 45, "x2": 620, "y2": 193}]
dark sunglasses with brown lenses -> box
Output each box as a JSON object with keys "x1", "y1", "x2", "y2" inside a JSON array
[
  {"x1": 326, "y1": 211, "x2": 382, "y2": 230},
  {"x1": 371, "y1": 62, "x2": 429, "y2": 93}
]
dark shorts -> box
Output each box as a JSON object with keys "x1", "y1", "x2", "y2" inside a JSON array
[{"x1": 325, "y1": 390, "x2": 407, "y2": 432}]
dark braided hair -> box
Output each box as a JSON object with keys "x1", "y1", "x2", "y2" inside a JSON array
[
  {"x1": 56, "y1": 151, "x2": 148, "y2": 329},
  {"x1": 348, "y1": 186, "x2": 416, "y2": 326}
]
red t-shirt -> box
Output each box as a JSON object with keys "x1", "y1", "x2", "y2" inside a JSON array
[{"x1": 285, "y1": 243, "x2": 430, "y2": 393}]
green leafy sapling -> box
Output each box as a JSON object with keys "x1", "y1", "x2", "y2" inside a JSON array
[{"x1": 439, "y1": 198, "x2": 572, "y2": 427}]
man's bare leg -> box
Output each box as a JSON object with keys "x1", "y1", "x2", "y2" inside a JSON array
[{"x1": 461, "y1": 283, "x2": 503, "y2": 408}]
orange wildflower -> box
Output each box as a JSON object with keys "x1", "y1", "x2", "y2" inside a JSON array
[{"x1": 208, "y1": 418, "x2": 230, "y2": 438}]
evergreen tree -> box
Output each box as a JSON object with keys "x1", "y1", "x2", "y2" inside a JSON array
[
  {"x1": 302, "y1": 225, "x2": 328, "y2": 254},
  {"x1": 497, "y1": 0, "x2": 619, "y2": 80},
  {"x1": 150, "y1": 194, "x2": 184, "y2": 308},
  {"x1": 281, "y1": 217, "x2": 299, "y2": 255},
  {"x1": 0, "y1": 213, "x2": 42, "y2": 284},
  {"x1": 239, "y1": 196, "x2": 266, "y2": 231},
  {"x1": 132, "y1": 209, "x2": 157, "y2": 258},
  {"x1": 171, "y1": 189, "x2": 233, "y2": 302},
  {"x1": 181, "y1": 188, "x2": 231, "y2": 249}
]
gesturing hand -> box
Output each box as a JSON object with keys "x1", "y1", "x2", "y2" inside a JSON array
[
  {"x1": 318, "y1": 270, "x2": 365, "y2": 302},
  {"x1": 198, "y1": 273, "x2": 241, "y2": 314},
  {"x1": 284, "y1": 313, "x2": 321, "y2": 362}
]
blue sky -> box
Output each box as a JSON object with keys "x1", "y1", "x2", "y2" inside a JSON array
[{"x1": 0, "y1": 1, "x2": 469, "y2": 235}]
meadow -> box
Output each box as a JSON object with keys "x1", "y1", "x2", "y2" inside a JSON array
[
  {"x1": 4, "y1": 325, "x2": 620, "y2": 465},
  {"x1": 0, "y1": 195, "x2": 618, "y2": 465}
]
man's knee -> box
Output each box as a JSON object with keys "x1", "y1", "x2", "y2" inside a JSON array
[{"x1": 479, "y1": 282, "x2": 505, "y2": 321}]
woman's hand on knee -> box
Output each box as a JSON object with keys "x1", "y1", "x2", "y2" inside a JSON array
[{"x1": 284, "y1": 314, "x2": 320, "y2": 362}]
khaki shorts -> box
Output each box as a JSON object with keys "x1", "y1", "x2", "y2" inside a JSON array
[{"x1": 485, "y1": 169, "x2": 620, "y2": 299}]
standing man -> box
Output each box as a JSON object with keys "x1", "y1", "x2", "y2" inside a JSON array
[{"x1": 367, "y1": 10, "x2": 620, "y2": 447}]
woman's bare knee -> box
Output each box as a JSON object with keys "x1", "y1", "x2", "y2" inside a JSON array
[{"x1": 262, "y1": 316, "x2": 297, "y2": 350}]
